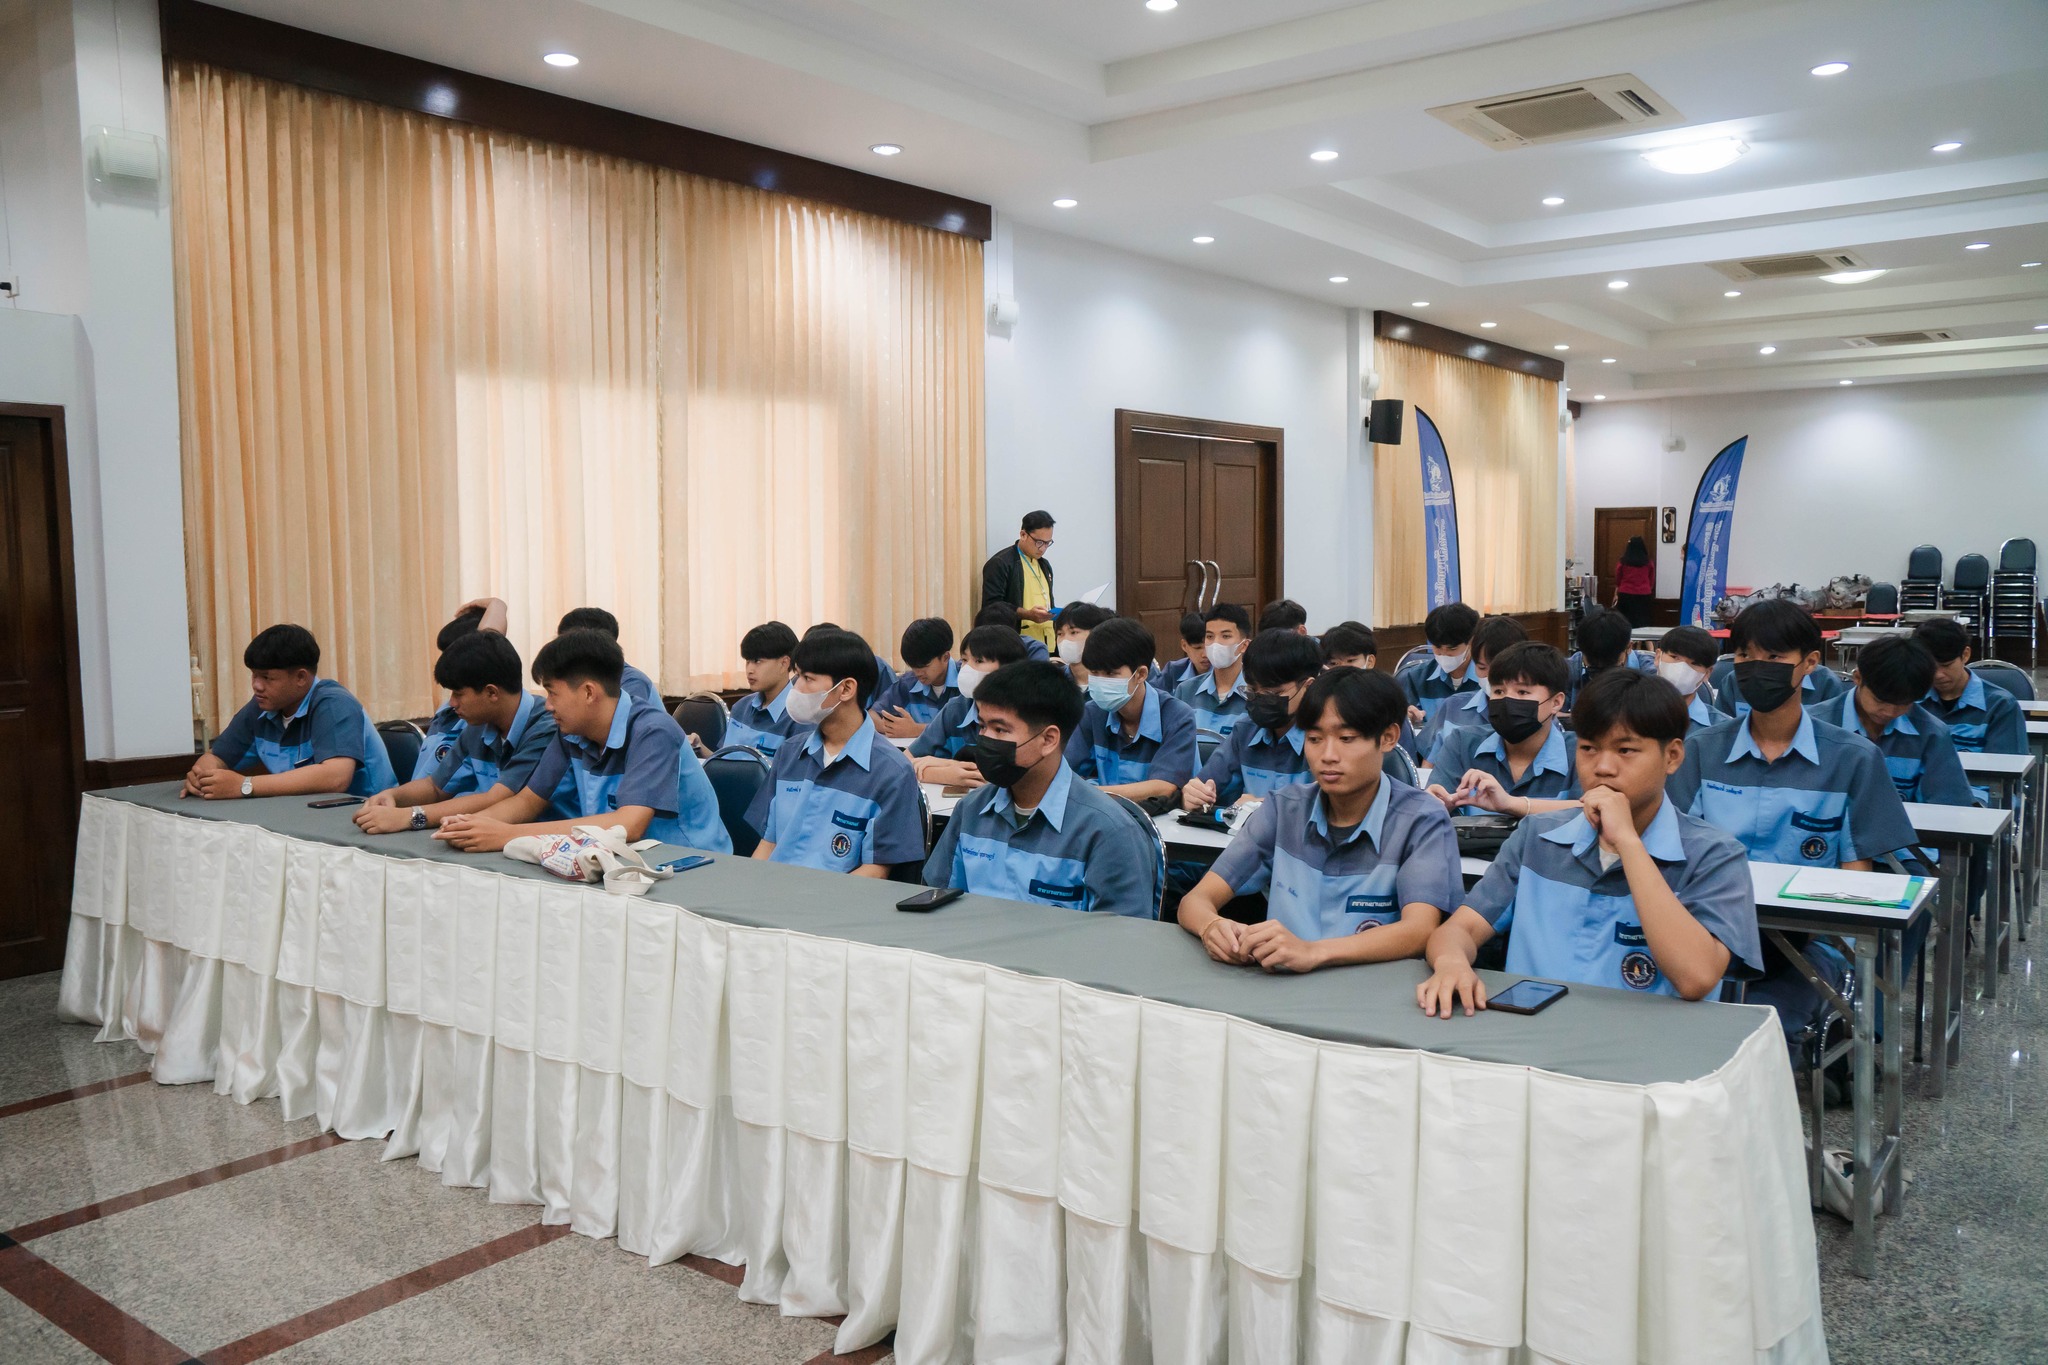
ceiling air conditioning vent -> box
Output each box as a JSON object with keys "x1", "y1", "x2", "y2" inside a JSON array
[
  {"x1": 1844, "y1": 330, "x2": 1955, "y2": 347},
  {"x1": 1428, "y1": 75, "x2": 1682, "y2": 148},
  {"x1": 1711, "y1": 250, "x2": 1870, "y2": 281}
]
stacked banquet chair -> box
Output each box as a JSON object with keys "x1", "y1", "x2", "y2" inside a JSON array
[
  {"x1": 1988, "y1": 538, "x2": 2038, "y2": 670},
  {"x1": 1899, "y1": 544, "x2": 1944, "y2": 612},
  {"x1": 1944, "y1": 553, "x2": 1990, "y2": 638},
  {"x1": 1861, "y1": 582, "x2": 1900, "y2": 625}
]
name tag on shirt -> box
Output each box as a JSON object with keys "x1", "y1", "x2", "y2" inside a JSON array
[
  {"x1": 831, "y1": 810, "x2": 872, "y2": 832},
  {"x1": 1028, "y1": 879, "x2": 1085, "y2": 903},
  {"x1": 1347, "y1": 893, "x2": 1395, "y2": 914},
  {"x1": 1789, "y1": 810, "x2": 1843, "y2": 833},
  {"x1": 1614, "y1": 923, "x2": 1648, "y2": 947}
]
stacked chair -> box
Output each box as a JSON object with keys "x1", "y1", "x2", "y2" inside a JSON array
[
  {"x1": 1988, "y1": 538, "x2": 2038, "y2": 670},
  {"x1": 1944, "y1": 553, "x2": 1990, "y2": 637},
  {"x1": 1899, "y1": 544, "x2": 1944, "y2": 612},
  {"x1": 1861, "y1": 582, "x2": 1900, "y2": 624}
]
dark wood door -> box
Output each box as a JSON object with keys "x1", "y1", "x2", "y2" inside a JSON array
[
  {"x1": 1593, "y1": 505, "x2": 1656, "y2": 608},
  {"x1": 0, "y1": 410, "x2": 86, "y2": 980},
  {"x1": 1115, "y1": 411, "x2": 1282, "y2": 651}
]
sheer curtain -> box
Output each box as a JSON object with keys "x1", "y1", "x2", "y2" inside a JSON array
[
  {"x1": 1372, "y1": 338, "x2": 1561, "y2": 625},
  {"x1": 171, "y1": 63, "x2": 983, "y2": 729}
]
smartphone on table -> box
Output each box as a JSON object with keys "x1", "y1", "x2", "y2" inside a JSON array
[
  {"x1": 897, "y1": 886, "x2": 964, "y2": 912},
  {"x1": 1488, "y1": 980, "x2": 1569, "y2": 1015}
]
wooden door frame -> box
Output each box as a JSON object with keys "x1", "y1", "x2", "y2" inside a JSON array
[
  {"x1": 1592, "y1": 504, "x2": 1657, "y2": 606},
  {"x1": 0, "y1": 401, "x2": 90, "y2": 839},
  {"x1": 1113, "y1": 409, "x2": 1284, "y2": 622}
]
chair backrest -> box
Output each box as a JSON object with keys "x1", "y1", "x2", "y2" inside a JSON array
[
  {"x1": 1970, "y1": 660, "x2": 2037, "y2": 702},
  {"x1": 1952, "y1": 553, "x2": 1991, "y2": 591},
  {"x1": 1383, "y1": 743, "x2": 1420, "y2": 787},
  {"x1": 1905, "y1": 544, "x2": 1942, "y2": 581},
  {"x1": 1864, "y1": 582, "x2": 1899, "y2": 615},
  {"x1": 703, "y1": 745, "x2": 771, "y2": 856},
  {"x1": 376, "y1": 720, "x2": 424, "y2": 784},
  {"x1": 1394, "y1": 643, "x2": 1433, "y2": 674},
  {"x1": 1998, "y1": 537, "x2": 2036, "y2": 574},
  {"x1": 671, "y1": 692, "x2": 729, "y2": 752},
  {"x1": 1105, "y1": 793, "x2": 1168, "y2": 919}
]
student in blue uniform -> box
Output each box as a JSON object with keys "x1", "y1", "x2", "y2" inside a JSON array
[
  {"x1": 1175, "y1": 602, "x2": 1255, "y2": 745},
  {"x1": 1821, "y1": 636, "x2": 1974, "y2": 807},
  {"x1": 1653, "y1": 624, "x2": 1724, "y2": 732},
  {"x1": 1319, "y1": 621, "x2": 1377, "y2": 671},
  {"x1": 746, "y1": 628, "x2": 926, "y2": 876},
  {"x1": 910, "y1": 624, "x2": 1028, "y2": 786},
  {"x1": 1151, "y1": 612, "x2": 1209, "y2": 694},
  {"x1": 1177, "y1": 666, "x2": 1461, "y2": 972},
  {"x1": 185, "y1": 624, "x2": 398, "y2": 800},
  {"x1": 1053, "y1": 602, "x2": 1112, "y2": 686},
  {"x1": 1564, "y1": 607, "x2": 1655, "y2": 708},
  {"x1": 557, "y1": 606, "x2": 661, "y2": 705},
  {"x1": 922, "y1": 661, "x2": 1160, "y2": 918},
  {"x1": 1258, "y1": 599, "x2": 1310, "y2": 634},
  {"x1": 1068, "y1": 617, "x2": 1200, "y2": 803},
  {"x1": 1426, "y1": 641, "x2": 1581, "y2": 816},
  {"x1": 871, "y1": 617, "x2": 960, "y2": 739},
  {"x1": 1703, "y1": 603, "x2": 1846, "y2": 718},
  {"x1": 1413, "y1": 615, "x2": 1528, "y2": 759},
  {"x1": 355, "y1": 631, "x2": 569, "y2": 833},
  {"x1": 411, "y1": 606, "x2": 488, "y2": 782},
  {"x1": 435, "y1": 630, "x2": 731, "y2": 854},
  {"x1": 717, "y1": 621, "x2": 811, "y2": 760},
  {"x1": 804, "y1": 622, "x2": 897, "y2": 699},
  {"x1": 1915, "y1": 618, "x2": 2026, "y2": 757},
  {"x1": 1418, "y1": 667, "x2": 1761, "y2": 1014},
  {"x1": 975, "y1": 603, "x2": 1052, "y2": 663},
  {"x1": 1180, "y1": 629, "x2": 1322, "y2": 811},
  {"x1": 1396, "y1": 601, "x2": 1481, "y2": 735}
]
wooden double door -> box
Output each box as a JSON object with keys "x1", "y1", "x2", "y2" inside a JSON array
[{"x1": 1114, "y1": 410, "x2": 1282, "y2": 652}]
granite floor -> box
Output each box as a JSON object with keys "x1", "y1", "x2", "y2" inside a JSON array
[{"x1": 4, "y1": 918, "x2": 2046, "y2": 1362}]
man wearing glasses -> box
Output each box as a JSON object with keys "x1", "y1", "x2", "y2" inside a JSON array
[{"x1": 981, "y1": 510, "x2": 1058, "y2": 652}]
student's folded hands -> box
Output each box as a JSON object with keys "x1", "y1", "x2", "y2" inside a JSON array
[
  {"x1": 1241, "y1": 920, "x2": 1325, "y2": 973},
  {"x1": 873, "y1": 708, "x2": 925, "y2": 740},
  {"x1": 434, "y1": 813, "x2": 515, "y2": 852},
  {"x1": 1199, "y1": 916, "x2": 1249, "y2": 965},
  {"x1": 354, "y1": 803, "x2": 418, "y2": 835}
]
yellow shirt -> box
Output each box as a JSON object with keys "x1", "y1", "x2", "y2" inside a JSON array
[{"x1": 1018, "y1": 552, "x2": 1055, "y2": 648}]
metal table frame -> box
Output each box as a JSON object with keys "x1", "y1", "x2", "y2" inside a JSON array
[{"x1": 1902, "y1": 803, "x2": 2011, "y2": 1098}]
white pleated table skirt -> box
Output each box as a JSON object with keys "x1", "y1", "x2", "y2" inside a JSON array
[{"x1": 57, "y1": 795, "x2": 1828, "y2": 1364}]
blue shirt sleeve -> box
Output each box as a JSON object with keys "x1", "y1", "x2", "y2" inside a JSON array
[
  {"x1": 499, "y1": 712, "x2": 561, "y2": 794},
  {"x1": 1208, "y1": 796, "x2": 1278, "y2": 894},
  {"x1": 1424, "y1": 724, "x2": 1471, "y2": 784},
  {"x1": 868, "y1": 755, "x2": 930, "y2": 867},
  {"x1": 210, "y1": 700, "x2": 262, "y2": 767},
  {"x1": 747, "y1": 744, "x2": 794, "y2": 837},
  {"x1": 1084, "y1": 807, "x2": 1159, "y2": 918},
  {"x1": 523, "y1": 736, "x2": 571, "y2": 803},
  {"x1": 922, "y1": 794, "x2": 964, "y2": 888},
  {"x1": 1394, "y1": 798, "x2": 1462, "y2": 917},
  {"x1": 1666, "y1": 740, "x2": 1704, "y2": 812},
  {"x1": 1150, "y1": 700, "x2": 1200, "y2": 787},
  {"x1": 868, "y1": 671, "x2": 911, "y2": 718},
  {"x1": 1064, "y1": 711, "x2": 1099, "y2": 779},
  {"x1": 1985, "y1": 689, "x2": 2027, "y2": 755},
  {"x1": 909, "y1": 700, "x2": 955, "y2": 758},
  {"x1": 1196, "y1": 723, "x2": 1244, "y2": 797},
  {"x1": 1841, "y1": 742, "x2": 1917, "y2": 861},
  {"x1": 430, "y1": 732, "x2": 467, "y2": 792},
  {"x1": 614, "y1": 716, "x2": 684, "y2": 816},
  {"x1": 1462, "y1": 818, "x2": 1531, "y2": 927},
  {"x1": 1677, "y1": 829, "x2": 1764, "y2": 977},
  {"x1": 305, "y1": 688, "x2": 369, "y2": 765}
]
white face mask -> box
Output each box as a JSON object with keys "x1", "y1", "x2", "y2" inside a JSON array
[
  {"x1": 1657, "y1": 660, "x2": 1707, "y2": 696},
  {"x1": 956, "y1": 663, "x2": 989, "y2": 700},
  {"x1": 1432, "y1": 647, "x2": 1470, "y2": 675},
  {"x1": 1205, "y1": 641, "x2": 1242, "y2": 671},
  {"x1": 784, "y1": 680, "x2": 840, "y2": 726},
  {"x1": 1057, "y1": 637, "x2": 1085, "y2": 665}
]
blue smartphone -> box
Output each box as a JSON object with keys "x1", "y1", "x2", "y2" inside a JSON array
[
  {"x1": 1489, "y1": 980, "x2": 1569, "y2": 1015},
  {"x1": 659, "y1": 854, "x2": 715, "y2": 873}
]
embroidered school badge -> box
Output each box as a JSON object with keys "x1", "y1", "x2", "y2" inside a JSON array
[
  {"x1": 831, "y1": 831, "x2": 853, "y2": 860},
  {"x1": 1800, "y1": 836, "x2": 1829, "y2": 861},
  {"x1": 1619, "y1": 951, "x2": 1660, "y2": 990}
]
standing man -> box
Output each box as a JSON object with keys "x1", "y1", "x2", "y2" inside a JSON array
[{"x1": 981, "y1": 510, "x2": 1058, "y2": 655}]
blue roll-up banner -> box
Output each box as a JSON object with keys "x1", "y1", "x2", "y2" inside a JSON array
[
  {"x1": 1678, "y1": 435, "x2": 1749, "y2": 628},
  {"x1": 1416, "y1": 407, "x2": 1463, "y2": 610}
]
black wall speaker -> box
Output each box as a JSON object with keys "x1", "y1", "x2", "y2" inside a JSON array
[{"x1": 1368, "y1": 398, "x2": 1404, "y2": 445}]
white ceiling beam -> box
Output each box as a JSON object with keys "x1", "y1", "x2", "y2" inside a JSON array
[
  {"x1": 1219, "y1": 194, "x2": 1468, "y2": 282},
  {"x1": 1651, "y1": 297, "x2": 2048, "y2": 348},
  {"x1": 1669, "y1": 277, "x2": 2048, "y2": 326},
  {"x1": 1627, "y1": 342, "x2": 2048, "y2": 392},
  {"x1": 1525, "y1": 302, "x2": 1650, "y2": 347}
]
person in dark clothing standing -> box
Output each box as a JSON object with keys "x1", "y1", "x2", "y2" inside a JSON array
[
  {"x1": 981, "y1": 510, "x2": 1057, "y2": 654},
  {"x1": 1614, "y1": 534, "x2": 1655, "y2": 627}
]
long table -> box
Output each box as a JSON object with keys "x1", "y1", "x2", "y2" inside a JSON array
[{"x1": 59, "y1": 785, "x2": 1827, "y2": 1364}]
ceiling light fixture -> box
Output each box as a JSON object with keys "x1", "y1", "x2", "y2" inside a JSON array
[
  {"x1": 2035, "y1": 323, "x2": 2048, "y2": 331},
  {"x1": 1821, "y1": 269, "x2": 1887, "y2": 284},
  {"x1": 1724, "y1": 290, "x2": 1742, "y2": 297},
  {"x1": 1411, "y1": 301, "x2": 1430, "y2": 308},
  {"x1": 1759, "y1": 345, "x2": 1777, "y2": 355},
  {"x1": 1965, "y1": 241, "x2": 1990, "y2": 250},
  {"x1": 1310, "y1": 149, "x2": 1340, "y2": 162},
  {"x1": 1145, "y1": 0, "x2": 1178, "y2": 10},
  {"x1": 1607, "y1": 279, "x2": 1629, "y2": 290},
  {"x1": 1052, "y1": 198, "x2": 1078, "y2": 208},
  {"x1": 1593, "y1": 395, "x2": 1606, "y2": 401},
  {"x1": 2023, "y1": 262, "x2": 2043, "y2": 269},
  {"x1": 1553, "y1": 344, "x2": 1570, "y2": 351},
  {"x1": 1931, "y1": 141, "x2": 1963, "y2": 153},
  {"x1": 1840, "y1": 380, "x2": 1854, "y2": 385},
  {"x1": 1541, "y1": 196, "x2": 1565, "y2": 207},
  {"x1": 1328, "y1": 275, "x2": 1349, "y2": 283},
  {"x1": 869, "y1": 143, "x2": 902, "y2": 156},
  {"x1": 1480, "y1": 321, "x2": 1497, "y2": 328},
  {"x1": 1191, "y1": 235, "x2": 1214, "y2": 244},
  {"x1": 1642, "y1": 138, "x2": 1748, "y2": 175},
  {"x1": 1809, "y1": 61, "x2": 1849, "y2": 76},
  {"x1": 1601, "y1": 357, "x2": 1617, "y2": 364},
  {"x1": 543, "y1": 52, "x2": 579, "y2": 67}
]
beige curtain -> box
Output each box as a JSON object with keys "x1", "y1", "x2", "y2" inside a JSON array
[
  {"x1": 1373, "y1": 338, "x2": 1560, "y2": 625},
  {"x1": 171, "y1": 63, "x2": 983, "y2": 729}
]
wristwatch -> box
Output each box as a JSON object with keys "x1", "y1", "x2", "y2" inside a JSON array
[
  {"x1": 239, "y1": 777, "x2": 254, "y2": 798},
  {"x1": 410, "y1": 807, "x2": 430, "y2": 832}
]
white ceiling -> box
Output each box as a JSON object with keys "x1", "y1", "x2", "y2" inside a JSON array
[{"x1": 207, "y1": 0, "x2": 2048, "y2": 400}]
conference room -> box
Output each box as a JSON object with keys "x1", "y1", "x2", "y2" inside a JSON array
[{"x1": 3, "y1": 0, "x2": 2046, "y2": 1361}]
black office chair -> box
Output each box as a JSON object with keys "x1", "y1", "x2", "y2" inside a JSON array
[
  {"x1": 1998, "y1": 538, "x2": 2036, "y2": 574},
  {"x1": 377, "y1": 720, "x2": 425, "y2": 783},
  {"x1": 1862, "y1": 582, "x2": 1899, "y2": 620},
  {"x1": 1106, "y1": 792, "x2": 1169, "y2": 918},
  {"x1": 1394, "y1": 644, "x2": 1433, "y2": 674},
  {"x1": 703, "y1": 745, "x2": 771, "y2": 857},
  {"x1": 1901, "y1": 544, "x2": 1943, "y2": 612},
  {"x1": 1970, "y1": 660, "x2": 2037, "y2": 702},
  {"x1": 1946, "y1": 553, "x2": 1991, "y2": 633},
  {"x1": 672, "y1": 692, "x2": 729, "y2": 752}
]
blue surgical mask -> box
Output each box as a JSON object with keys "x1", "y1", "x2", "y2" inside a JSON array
[{"x1": 1087, "y1": 676, "x2": 1133, "y2": 712}]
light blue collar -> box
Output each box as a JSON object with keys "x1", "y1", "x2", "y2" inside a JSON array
[
  {"x1": 275, "y1": 678, "x2": 322, "y2": 722},
  {"x1": 957, "y1": 700, "x2": 980, "y2": 729},
  {"x1": 1956, "y1": 674, "x2": 1988, "y2": 713},
  {"x1": 757, "y1": 683, "x2": 791, "y2": 721},
  {"x1": 803, "y1": 714, "x2": 878, "y2": 770},
  {"x1": 1543, "y1": 794, "x2": 1684, "y2": 864},
  {"x1": 1687, "y1": 692, "x2": 1716, "y2": 727},
  {"x1": 993, "y1": 757, "x2": 1074, "y2": 832},
  {"x1": 1308, "y1": 775, "x2": 1392, "y2": 849},
  {"x1": 1256, "y1": 724, "x2": 1306, "y2": 754},
  {"x1": 1476, "y1": 720, "x2": 1570, "y2": 777},
  {"x1": 1840, "y1": 688, "x2": 1917, "y2": 738},
  {"x1": 565, "y1": 689, "x2": 637, "y2": 759},
  {"x1": 1732, "y1": 708, "x2": 1819, "y2": 765},
  {"x1": 1429, "y1": 658, "x2": 1471, "y2": 687},
  {"x1": 910, "y1": 658, "x2": 959, "y2": 699},
  {"x1": 1456, "y1": 685, "x2": 1490, "y2": 715},
  {"x1": 487, "y1": 691, "x2": 542, "y2": 748},
  {"x1": 1109, "y1": 683, "x2": 1165, "y2": 743},
  {"x1": 1197, "y1": 668, "x2": 1247, "y2": 701}
]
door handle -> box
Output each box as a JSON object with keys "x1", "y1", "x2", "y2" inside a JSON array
[
  {"x1": 1184, "y1": 559, "x2": 1203, "y2": 612},
  {"x1": 1202, "y1": 560, "x2": 1221, "y2": 610}
]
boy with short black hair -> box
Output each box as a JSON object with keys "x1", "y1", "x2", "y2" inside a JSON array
[
  {"x1": 910, "y1": 625, "x2": 1028, "y2": 785},
  {"x1": 1258, "y1": 599, "x2": 1310, "y2": 634},
  {"x1": 1069, "y1": 617, "x2": 1200, "y2": 802},
  {"x1": 1704, "y1": 603, "x2": 1846, "y2": 718},
  {"x1": 1915, "y1": 618, "x2": 2025, "y2": 756},
  {"x1": 1175, "y1": 602, "x2": 1255, "y2": 744},
  {"x1": 435, "y1": 629, "x2": 730, "y2": 854},
  {"x1": 1182, "y1": 629, "x2": 1323, "y2": 810},
  {"x1": 975, "y1": 602, "x2": 1052, "y2": 662},
  {"x1": 1565, "y1": 607, "x2": 1654, "y2": 707},
  {"x1": 746, "y1": 628, "x2": 926, "y2": 876},
  {"x1": 356, "y1": 631, "x2": 569, "y2": 833},
  {"x1": 1053, "y1": 602, "x2": 1113, "y2": 685},
  {"x1": 557, "y1": 606, "x2": 662, "y2": 705},
  {"x1": 721, "y1": 621, "x2": 810, "y2": 760},
  {"x1": 871, "y1": 617, "x2": 960, "y2": 739},
  {"x1": 1152, "y1": 611, "x2": 1210, "y2": 693},
  {"x1": 1319, "y1": 622, "x2": 1377, "y2": 671},
  {"x1": 412, "y1": 605, "x2": 489, "y2": 781},
  {"x1": 921, "y1": 660, "x2": 1160, "y2": 918},
  {"x1": 1823, "y1": 635, "x2": 1974, "y2": 806},
  {"x1": 1426, "y1": 641, "x2": 1581, "y2": 817},
  {"x1": 1655, "y1": 625, "x2": 1723, "y2": 731},
  {"x1": 804, "y1": 622, "x2": 898, "y2": 697},
  {"x1": 1413, "y1": 614, "x2": 1529, "y2": 758},
  {"x1": 1418, "y1": 667, "x2": 1761, "y2": 1013},
  {"x1": 1178, "y1": 667, "x2": 1461, "y2": 972},
  {"x1": 183, "y1": 624, "x2": 397, "y2": 800},
  {"x1": 1396, "y1": 601, "x2": 1481, "y2": 732}
]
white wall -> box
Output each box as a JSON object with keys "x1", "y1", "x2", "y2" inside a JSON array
[
  {"x1": 1572, "y1": 374, "x2": 2048, "y2": 599},
  {"x1": 985, "y1": 220, "x2": 1370, "y2": 629}
]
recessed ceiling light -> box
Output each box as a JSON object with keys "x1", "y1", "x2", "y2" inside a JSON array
[
  {"x1": 1146, "y1": 0, "x2": 1178, "y2": 9},
  {"x1": 1840, "y1": 379, "x2": 1854, "y2": 385},
  {"x1": 1965, "y1": 241, "x2": 1990, "y2": 250},
  {"x1": 1310, "y1": 149, "x2": 1340, "y2": 162},
  {"x1": 1191, "y1": 235, "x2": 1214, "y2": 244},
  {"x1": 1642, "y1": 138, "x2": 1748, "y2": 175},
  {"x1": 1821, "y1": 269, "x2": 1887, "y2": 284},
  {"x1": 1810, "y1": 61, "x2": 1850, "y2": 77},
  {"x1": 1601, "y1": 357, "x2": 1617, "y2": 364},
  {"x1": 1328, "y1": 275, "x2": 1349, "y2": 283},
  {"x1": 2035, "y1": 323, "x2": 2048, "y2": 330},
  {"x1": 1607, "y1": 279, "x2": 1629, "y2": 290},
  {"x1": 543, "y1": 52, "x2": 579, "y2": 67},
  {"x1": 1411, "y1": 301, "x2": 1430, "y2": 308},
  {"x1": 870, "y1": 143, "x2": 903, "y2": 156},
  {"x1": 1541, "y1": 196, "x2": 1565, "y2": 207},
  {"x1": 1593, "y1": 395, "x2": 1606, "y2": 401},
  {"x1": 1931, "y1": 141, "x2": 1963, "y2": 153},
  {"x1": 1553, "y1": 344, "x2": 1569, "y2": 351},
  {"x1": 1759, "y1": 345, "x2": 1778, "y2": 355},
  {"x1": 1480, "y1": 321, "x2": 1497, "y2": 328},
  {"x1": 1724, "y1": 290, "x2": 1743, "y2": 297},
  {"x1": 2024, "y1": 262, "x2": 2043, "y2": 268},
  {"x1": 1052, "y1": 198, "x2": 1078, "y2": 208}
]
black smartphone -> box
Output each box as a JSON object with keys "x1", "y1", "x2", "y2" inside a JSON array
[
  {"x1": 308, "y1": 796, "x2": 365, "y2": 809},
  {"x1": 1489, "y1": 979, "x2": 1569, "y2": 1015},
  {"x1": 658, "y1": 854, "x2": 715, "y2": 873},
  {"x1": 897, "y1": 886, "x2": 964, "y2": 912}
]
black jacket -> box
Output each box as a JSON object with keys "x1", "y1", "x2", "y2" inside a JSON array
[{"x1": 980, "y1": 543, "x2": 1054, "y2": 613}]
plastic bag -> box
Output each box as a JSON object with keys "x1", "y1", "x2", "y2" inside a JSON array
[{"x1": 502, "y1": 824, "x2": 676, "y2": 897}]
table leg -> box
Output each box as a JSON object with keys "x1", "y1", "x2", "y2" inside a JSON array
[
  {"x1": 1947, "y1": 860, "x2": 1967, "y2": 1071},
  {"x1": 1852, "y1": 932, "x2": 1878, "y2": 1278},
  {"x1": 1983, "y1": 837, "x2": 2003, "y2": 1001},
  {"x1": 1882, "y1": 925, "x2": 1905, "y2": 1215},
  {"x1": 1998, "y1": 818, "x2": 2015, "y2": 975},
  {"x1": 1927, "y1": 866, "x2": 1955, "y2": 1099}
]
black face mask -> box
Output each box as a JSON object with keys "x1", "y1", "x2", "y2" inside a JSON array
[
  {"x1": 968, "y1": 731, "x2": 1043, "y2": 789},
  {"x1": 1487, "y1": 696, "x2": 1547, "y2": 745},
  {"x1": 1246, "y1": 691, "x2": 1293, "y2": 734},
  {"x1": 1733, "y1": 660, "x2": 1798, "y2": 714}
]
